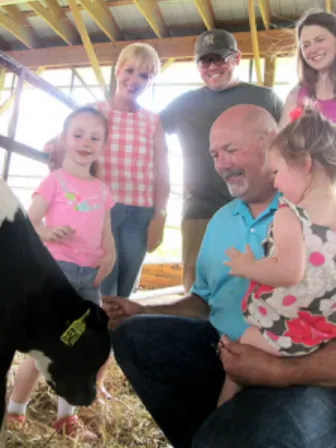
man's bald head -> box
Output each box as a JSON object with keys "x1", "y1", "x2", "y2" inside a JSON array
[
  {"x1": 211, "y1": 104, "x2": 278, "y2": 137},
  {"x1": 209, "y1": 104, "x2": 278, "y2": 204}
]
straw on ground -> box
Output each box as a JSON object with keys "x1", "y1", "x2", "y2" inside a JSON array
[{"x1": 6, "y1": 354, "x2": 170, "y2": 447}]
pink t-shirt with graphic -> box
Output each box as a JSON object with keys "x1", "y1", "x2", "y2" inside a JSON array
[{"x1": 33, "y1": 168, "x2": 114, "y2": 267}]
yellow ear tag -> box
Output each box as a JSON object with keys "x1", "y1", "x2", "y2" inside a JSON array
[{"x1": 60, "y1": 309, "x2": 91, "y2": 347}]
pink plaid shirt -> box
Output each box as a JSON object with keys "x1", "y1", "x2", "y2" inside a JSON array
[{"x1": 96, "y1": 102, "x2": 159, "y2": 207}]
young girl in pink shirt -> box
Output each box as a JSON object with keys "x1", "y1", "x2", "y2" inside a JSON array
[
  {"x1": 45, "y1": 43, "x2": 170, "y2": 301},
  {"x1": 7, "y1": 106, "x2": 115, "y2": 442}
]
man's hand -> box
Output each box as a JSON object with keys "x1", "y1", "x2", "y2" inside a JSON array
[
  {"x1": 218, "y1": 336, "x2": 286, "y2": 387},
  {"x1": 147, "y1": 213, "x2": 165, "y2": 253},
  {"x1": 102, "y1": 296, "x2": 144, "y2": 329},
  {"x1": 93, "y1": 255, "x2": 114, "y2": 287},
  {"x1": 224, "y1": 245, "x2": 255, "y2": 277}
]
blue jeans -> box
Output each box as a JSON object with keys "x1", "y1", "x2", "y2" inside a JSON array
[
  {"x1": 57, "y1": 261, "x2": 100, "y2": 305},
  {"x1": 111, "y1": 316, "x2": 336, "y2": 448},
  {"x1": 100, "y1": 203, "x2": 154, "y2": 298}
]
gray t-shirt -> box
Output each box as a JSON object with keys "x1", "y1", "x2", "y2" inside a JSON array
[{"x1": 160, "y1": 82, "x2": 283, "y2": 220}]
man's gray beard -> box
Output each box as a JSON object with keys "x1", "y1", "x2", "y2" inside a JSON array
[{"x1": 227, "y1": 180, "x2": 249, "y2": 199}]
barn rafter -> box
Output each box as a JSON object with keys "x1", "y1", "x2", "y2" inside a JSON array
[{"x1": 0, "y1": 1, "x2": 331, "y2": 89}]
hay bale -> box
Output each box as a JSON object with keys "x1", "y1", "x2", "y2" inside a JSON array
[{"x1": 6, "y1": 354, "x2": 170, "y2": 447}]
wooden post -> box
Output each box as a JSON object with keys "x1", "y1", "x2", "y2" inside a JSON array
[
  {"x1": 68, "y1": 0, "x2": 108, "y2": 99},
  {"x1": 2, "y1": 68, "x2": 26, "y2": 180},
  {"x1": 0, "y1": 50, "x2": 78, "y2": 109},
  {"x1": 0, "y1": 68, "x2": 5, "y2": 103},
  {"x1": 264, "y1": 56, "x2": 276, "y2": 87},
  {"x1": 0, "y1": 66, "x2": 45, "y2": 116},
  {"x1": 109, "y1": 65, "x2": 116, "y2": 97},
  {"x1": 73, "y1": 68, "x2": 100, "y2": 101},
  {"x1": 70, "y1": 69, "x2": 75, "y2": 97},
  {"x1": 248, "y1": 0, "x2": 262, "y2": 85},
  {"x1": 249, "y1": 59, "x2": 253, "y2": 83},
  {"x1": 192, "y1": 0, "x2": 215, "y2": 30},
  {"x1": 161, "y1": 58, "x2": 175, "y2": 73}
]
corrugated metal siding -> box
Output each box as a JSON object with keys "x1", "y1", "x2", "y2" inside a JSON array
[
  {"x1": 159, "y1": 1, "x2": 203, "y2": 26},
  {"x1": 66, "y1": 10, "x2": 102, "y2": 34},
  {"x1": 212, "y1": 0, "x2": 252, "y2": 21},
  {"x1": 111, "y1": 4, "x2": 149, "y2": 29},
  {"x1": 27, "y1": 16, "x2": 64, "y2": 38},
  {"x1": 16, "y1": 2, "x2": 33, "y2": 13},
  {"x1": 1, "y1": 0, "x2": 333, "y2": 46},
  {"x1": 270, "y1": 0, "x2": 325, "y2": 18},
  {"x1": 0, "y1": 28, "x2": 17, "y2": 42}
]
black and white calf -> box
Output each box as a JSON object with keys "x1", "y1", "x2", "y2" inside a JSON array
[{"x1": 0, "y1": 179, "x2": 111, "y2": 436}]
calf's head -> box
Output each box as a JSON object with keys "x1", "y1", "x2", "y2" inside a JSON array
[
  {"x1": 21, "y1": 297, "x2": 111, "y2": 407},
  {"x1": 0, "y1": 179, "x2": 112, "y2": 407}
]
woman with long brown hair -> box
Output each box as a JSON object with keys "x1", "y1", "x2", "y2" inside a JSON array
[{"x1": 280, "y1": 10, "x2": 336, "y2": 127}]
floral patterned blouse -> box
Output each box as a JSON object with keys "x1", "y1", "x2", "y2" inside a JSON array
[{"x1": 242, "y1": 197, "x2": 336, "y2": 356}]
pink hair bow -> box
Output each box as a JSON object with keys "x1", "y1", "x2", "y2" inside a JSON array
[{"x1": 289, "y1": 106, "x2": 303, "y2": 123}]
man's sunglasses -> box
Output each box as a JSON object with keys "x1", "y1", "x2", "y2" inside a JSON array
[{"x1": 198, "y1": 52, "x2": 237, "y2": 68}]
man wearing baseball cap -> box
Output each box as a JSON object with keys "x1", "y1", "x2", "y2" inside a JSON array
[
  {"x1": 194, "y1": 29, "x2": 238, "y2": 61},
  {"x1": 160, "y1": 28, "x2": 283, "y2": 294}
]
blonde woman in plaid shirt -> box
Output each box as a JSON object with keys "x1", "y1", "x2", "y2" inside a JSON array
[{"x1": 45, "y1": 43, "x2": 170, "y2": 300}]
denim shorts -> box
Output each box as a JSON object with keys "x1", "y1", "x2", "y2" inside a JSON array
[{"x1": 57, "y1": 260, "x2": 101, "y2": 306}]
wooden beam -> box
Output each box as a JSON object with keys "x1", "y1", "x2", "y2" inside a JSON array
[
  {"x1": 68, "y1": 0, "x2": 107, "y2": 98},
  {"x1": 0, "y1": 9, "x2": 35, "y2": 48},
  {"x1": 161, "y1": 58, "x2": 175, "y2": 72},
  {"x1": 0, "y1": 0, "x2": 35, "y2": 4},
  {"x1": 0, "y1": 134, "x2": 48, "y2": 164},
  {"x1": 73, "y1": 68, "x2": 100, "y2": 101},
  {"x1": 0, "y1": 68, "x2": 5, "y2": 101},
  {"x1": 29, "y1": 0, "x2": 79, "y2": 45},
  {"x1": 140, "y1": 262, "x2": 182, "y2": 289},
  {"x1": 77, "y1": 0, "x2": 120, "y2": 41},
  {"x1": 108, "y1": 65, "x2": 116, "y2": 95},
  {"x1": 326, "y1": 0, "x2": 332, "y2": 12},
  {"x1": 247, "y1": 0, "x2": 262, "y2": 85},
  {"x1": 2, "y1": 5, "x2": 40, "y2": 47},
  {"x1": 257, "y1": 0, "x2": 271, "y2": 30},
  {"x1": 0, "y1": 49, "x2": 78, "y2": 109},
  {"x1": 264, "y1": 56, "x2": 276, "y2": 87},
  {"x1": 23, "y1": 0, "x2": 153, "y2": 18},
  {"x1": 6, "y1": 30, "x2": 296, "y2": 68},
  {"x1": 2, "y1": 67, "x2": 25, "y2": 180},
  {"x1": 0, "y1": 36, "x2": 10, "y2": 51},
  {"x1": 0, "y1": 66, "x2": 45, "y2": 116},
  {"x1": 2, "y1": 0, "x2": 129, "y2": 7},
  {"x1": 193, "y1": 0, "x2": 215, "y2": 30},
  {"x1": 132, "y1": 0, "x2": 168, "y2": 37}
]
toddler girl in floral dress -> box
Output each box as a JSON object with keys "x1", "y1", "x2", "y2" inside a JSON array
[{"x1": 218, "y1": 106, "x2": 336, "y2": 405}]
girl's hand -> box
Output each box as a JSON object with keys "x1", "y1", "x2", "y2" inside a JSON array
[
  {"x1": 42, "y1": 225, "x2": 75, "y2": 242},
  {"x1": 224, "y1": 245, "x2": 255, "y2": 277},
  {"x1": 93, "y1": 254, "x2": 115, "y2": 287}
]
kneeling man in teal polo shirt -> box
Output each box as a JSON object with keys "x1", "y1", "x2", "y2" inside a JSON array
[{"x1": 108, "y1": 104, "x2": 336, "y2": 448}]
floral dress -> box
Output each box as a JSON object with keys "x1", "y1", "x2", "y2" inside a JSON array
[{"x1": 242, "y1": 197, "x2": 336, "y2": 356}]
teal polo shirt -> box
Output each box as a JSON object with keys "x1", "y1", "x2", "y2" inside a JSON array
[{"x1": 191, "y1": 193, "x2": 280, "y2": 340}]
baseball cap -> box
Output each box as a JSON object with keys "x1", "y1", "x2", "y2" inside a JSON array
[{"x1": 194, "y1": 29, "x2": 238, "y2": 62}]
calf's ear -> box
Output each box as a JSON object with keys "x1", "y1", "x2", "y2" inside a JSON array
[
  {"x1": 63, "y1": 300, "x2": 108, "y2": 333},
  {"x1": 59, "y1": 301, "x2": 108, "y2": 348},
  {"x1": 85, "y1": 301, "x2": 109, "y2": 330}
]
